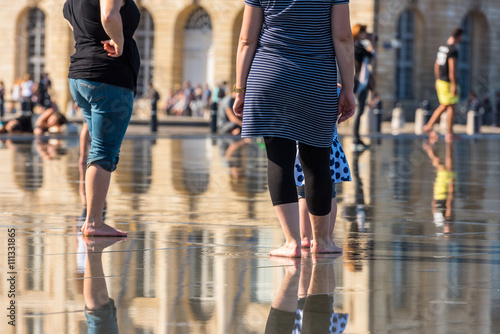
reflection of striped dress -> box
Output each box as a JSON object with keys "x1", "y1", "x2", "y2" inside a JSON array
[{"x1": 242, "y1": 0, "x2": 350, "y2": 148}]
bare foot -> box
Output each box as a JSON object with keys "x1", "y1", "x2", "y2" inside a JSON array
[
  {"x1": 311, "y1": 238, "x2": 343, "y2": 254},
  {"x1": 301, "y1": 237, "x2": 312, "y2": 248},
  {"x1": 270, "y1": 242, "x2": 301, "y2": 258},
  {"x1": 427, "y1": 130, "x2": 439, "y2": 144},
  {"x1": 82, "y1": 236, "x2": 126, "y2": 252},
  {"x1": 81, "y1": 222, "x2": 127, "y2": 237}
]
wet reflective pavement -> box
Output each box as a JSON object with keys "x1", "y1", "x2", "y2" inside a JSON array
[{"x1": 0, "y1": 134, "x2": 499, "y2": 333}]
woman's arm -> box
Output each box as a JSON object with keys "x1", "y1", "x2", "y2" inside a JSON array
[
  {"x1": 332, "y1": 4, "x2": 356, "y2": 123},
  {"x1": 233, "y1": 5, "x2": 264, "y2": 117},
  {"x1": 100, "y1": 0, "x2": 124, "y2": 57}
]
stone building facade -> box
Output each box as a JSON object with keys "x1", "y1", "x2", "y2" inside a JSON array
[{"x1": 0, "y1": 0, "x2": 498, "y2": 116}]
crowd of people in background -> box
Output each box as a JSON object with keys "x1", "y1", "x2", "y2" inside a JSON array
[
  {"x1": 161, "y1": 80, "x2": 242, "y2": 134},
  {"x1": 0, "y1": 73, "x2": 69, "y2": 135},
  {"x1": 5, "y1": 73, "x2": 54, "y2": 115},
  {"x1": 163, "y1": 81, "x2": 229, "y2": 118}
]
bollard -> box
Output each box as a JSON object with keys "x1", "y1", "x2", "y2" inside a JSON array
[
  {"x1": 466, "y1": 109, "x2": 481, "y2": 135},
  {"x1": 414, "y1": 108, "x2": 426, "y2": 135},
  {"x1": 150, "y1": 102, "x2": 158, "y2": 133},
  {"x1": 210, "y1": 107, "x2": 218, "y2": 134},
  {"x1": 372, "y1": 100, "x2": 382, "y2": 133},
  {"x1": 391, "y1": 104, "x2": 406, "y2": 133},
  {"x1": 439, "y1": 111, "x2": 448, "y2": 134},
  {"x1": 415, "y1": 101, "x2": 432, "y2": 135}
]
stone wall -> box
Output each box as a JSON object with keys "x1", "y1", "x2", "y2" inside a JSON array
[{"x1": 0, "y1": 0, "x2": 498, "y2": 116}]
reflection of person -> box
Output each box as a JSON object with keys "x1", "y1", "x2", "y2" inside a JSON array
[
  {"x1": 423, "y1": 140, "x2": 455, "y2": 231},
  {"x1": 423, "y1": 28, "x2": 464, "y2": 143},
  {"x1": 82, "y1": 237, "x2": 124, "y2": 334},
  {"x1": 234, "y1": 0, "x2": 355, "y2": 257},
  {"x1": 35, "y1": 138, "x2": 67, "y2": 161},
  {"x1": 265, "y1": 256, "x2": 348, "y2": 334},
  {"x1": 342, "y1": 150, "x2": 370, "y2": 271},
  {"x1": 64, "y1": 0, "x2": 141, "y2": 236},
  {"x1": 352, "y1": 24, "x2": 375, "y2": 152}
]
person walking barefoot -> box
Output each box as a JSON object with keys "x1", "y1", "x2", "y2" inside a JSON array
[
  {"x1": 234, "y1": 0, "x2": 355, "y2": 257},
  {"x1": 423, "y1": 28, "x2": 463, "y2": 143},
  {"x1": 64, "y1": 0, "x2": 141, "y2": 236}
]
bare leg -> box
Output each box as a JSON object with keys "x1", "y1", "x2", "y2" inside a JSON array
[
  {"x1": 310, "y1": 213, "x2": 342, "y2": 254},
  {"x1": 329, "y1": 198, "x2": 338, "y2": 242},
  {"x1": 83, "y1": 237, "x2": 125, "y2": 310},
  {"x1": 298, "y1": 257, "x2": 312, "y2": 298},
  {"x1": 299, "y1": 198, "x2": 312, "y2": 248},
  {"x1": 270, "y1": 203, "x2": 301, "y2": 258},
  {"x1": 445, "y1": 105, "x2": 456, "y2": 142},
  {"x1": 270, "y1": 257, "x2": 301, "y2": 312},
  {"x1": 423, "y1": 104, "x2": 447, "y2": 143},
  {"x1": 307, "y1": 254, "x2": 337, "y2": 296},
  {"x1": 81, "y1": 164, "x2": 127, "y2": 237}
]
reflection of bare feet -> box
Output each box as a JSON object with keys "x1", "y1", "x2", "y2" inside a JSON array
[
  {"x1": 82, "y1": 236, "x2": 126, "y2": 252},
  {"x1": 424, "y1": 127, "x2": 439, "y2": 144},
  {"x1": 311, "y1": 238, "x2": 343, "y2": 254},
  {"x1": 301, "y1": 237, "x2": 311, "y2": 248},
  {"x1": 270, "y1": 256, "x2": 300, "y2": 275},
  {"x1": 81, "y1": 222, "x2": 127, "y2": 237},
  {"x1": 270, "y1": 242, "x2": 301, "y2": 258}
]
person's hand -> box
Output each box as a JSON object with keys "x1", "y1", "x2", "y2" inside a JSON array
[
  {"x1": 233, "y1": 93, "x2": 245, "y2": 117},
  {"x1": 338, "y1": 90, "x2": 356, "y2": 124},
  {"x1": 101, "y1": 39, "x2": 123, "y2": 57}
]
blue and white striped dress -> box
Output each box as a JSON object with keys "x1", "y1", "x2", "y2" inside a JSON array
[{"x1": 242, "y1": 0, "x2": 350, "y2": 148}]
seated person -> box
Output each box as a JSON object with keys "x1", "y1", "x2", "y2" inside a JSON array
[
  {"x1": 0, "y1": 107, "x2": 68, "y2": 135},
  {"x1": 217, "y1": 91, "x2": 242, "y2": 135}
]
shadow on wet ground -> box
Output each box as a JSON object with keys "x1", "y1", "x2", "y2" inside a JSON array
[{"x1": 0, "y1": 133, "x2": 499, "y2": 333}]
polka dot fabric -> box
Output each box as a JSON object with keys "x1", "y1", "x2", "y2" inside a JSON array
[{"x1": 295, "y1": 127, "x2": 351, "y2": 187}]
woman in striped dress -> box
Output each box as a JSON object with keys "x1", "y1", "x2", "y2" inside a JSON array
[{"x1": 233, "y1": 0, "x2": 355, "y2": 257}]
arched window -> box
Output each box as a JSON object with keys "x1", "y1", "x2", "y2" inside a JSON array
[
  {"x1": 458, "y1": 16, "x2": 471, "y2": 100},
  {"x1": 185, "y1": 8, "x2": 212, "y2": 31},
  {"x1": 135, "y1": 9, "x2": 155, "y2": 96},
  {"x1": 26, "y1": 8, "x2": 45, "y2": 82},
  {"x1": 396, "y1": 10, "x2": 415, "y2": 101}
]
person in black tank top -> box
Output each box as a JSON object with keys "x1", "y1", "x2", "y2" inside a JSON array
[{"x1": 63, "y1": 0, "x2": 140, "y2": 238}]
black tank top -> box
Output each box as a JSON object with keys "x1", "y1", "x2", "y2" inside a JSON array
[{"x1": 63, "y1": 0, "x2": 141, "y2": 93}]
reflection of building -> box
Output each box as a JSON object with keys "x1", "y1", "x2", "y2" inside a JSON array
[{"x1": 1, "y1": 0, "x2": 498, "y2": 114}]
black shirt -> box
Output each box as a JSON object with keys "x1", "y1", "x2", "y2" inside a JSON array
[
  {"x1": 63, "y1": 0, "x2": 141, "y2": 92},
  {"x1": 436, "y1": 44, "x2": 458, "y2": 82},
  {"x1": 354, "y1": 40, "x2": 372, "y2": 77}
]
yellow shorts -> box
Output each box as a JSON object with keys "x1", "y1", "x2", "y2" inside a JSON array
[{"x1": 436, "y1": 80, "x2": 459, "y2": 106}]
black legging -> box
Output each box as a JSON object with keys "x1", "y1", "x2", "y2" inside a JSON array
[
  {"x1": 353, "y1": 86, "x2": 369, "y2": 144},
  {"x1": 264, "y1": 137, "x2": 332, "y2": 216}
]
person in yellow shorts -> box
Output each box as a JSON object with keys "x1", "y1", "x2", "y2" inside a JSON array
[{"x1": 423, "y1": 28, "x2": 464, "y2": 143}]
